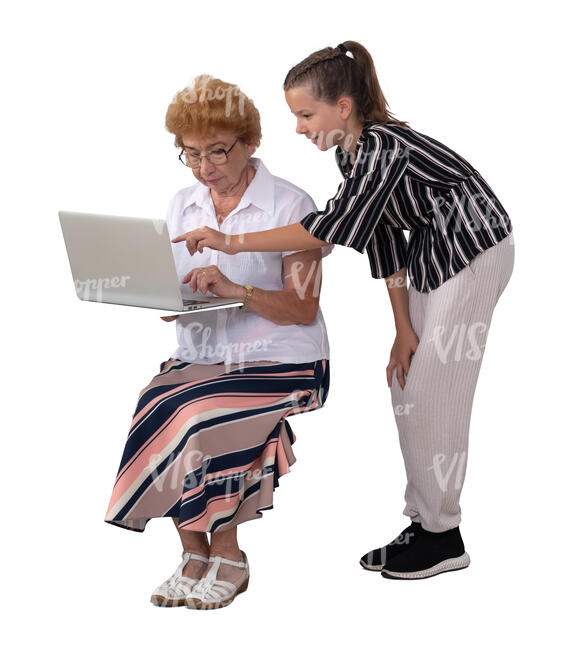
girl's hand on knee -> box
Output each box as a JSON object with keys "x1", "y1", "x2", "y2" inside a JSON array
[{"x1": 387, "y1": 328, "x2": 419, "y2": 389}]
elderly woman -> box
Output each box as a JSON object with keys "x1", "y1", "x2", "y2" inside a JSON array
[{"x1": 104, "y1": 74, "x2": 332, "y2": 609}]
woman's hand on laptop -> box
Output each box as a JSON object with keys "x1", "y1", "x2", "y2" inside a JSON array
[
  {"x1": 171, "y1": 226, "x2": 238, "y2": 256},
  {"x1": 160, "y1": 265, "x2": 244, "y2": 321},
  {"x1": 182, "y1": 265, "x2": 246, "y2": 301}
]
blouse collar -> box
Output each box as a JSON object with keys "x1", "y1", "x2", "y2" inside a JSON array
[{"x1": 182, "y1": 157, "x2": 275, "y2": 216}]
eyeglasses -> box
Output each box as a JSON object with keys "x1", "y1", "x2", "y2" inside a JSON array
[{"x1": 179, "y1": 138, "x2": 238, "y2": 168}]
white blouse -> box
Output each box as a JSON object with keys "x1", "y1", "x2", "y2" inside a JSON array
[{"x1": 165, "y1": 157, "x2": 334, "y2": 365}]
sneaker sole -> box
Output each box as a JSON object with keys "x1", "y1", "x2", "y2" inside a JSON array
[{"x1": 381, "y1": 552, "x2": 471, "y2": 580}]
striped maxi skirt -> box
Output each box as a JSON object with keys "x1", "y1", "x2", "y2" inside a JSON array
[{"x1": 104, "y1": 357, "x2": 330, "y2": 533}]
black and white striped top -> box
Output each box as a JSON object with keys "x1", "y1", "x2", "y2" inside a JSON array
[{"x1": 299, "y1": 121, "x2": 513, "y2": 293}]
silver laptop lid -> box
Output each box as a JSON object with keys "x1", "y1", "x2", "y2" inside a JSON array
[{"x1": 59, "y1": 211, "x2": 185, "y2": 310}]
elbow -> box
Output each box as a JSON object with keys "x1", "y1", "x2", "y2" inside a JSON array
[
  {"x1": 278, "y1": 293, "x2": 320, "y2": 326},
  {"x1": 298, "y1": 299, "x2": 320, "y2": 325}
]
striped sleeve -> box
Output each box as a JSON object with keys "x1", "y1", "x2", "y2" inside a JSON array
[
  {"x1": 299, "y1": 129, "x2": 409, "y2": 253},
  {"x1": 282, "y1": 193, "x2": 334, "y2": 258},
  {"x1": 365, "y1": 220, "x2": 408, "y2": 278}
]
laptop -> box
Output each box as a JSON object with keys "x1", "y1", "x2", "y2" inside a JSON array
[{"x1": 58, "y1": 211, "x2": 244, "y2": 313}]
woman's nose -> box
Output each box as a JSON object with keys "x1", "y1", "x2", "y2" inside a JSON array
[{"x1": 199, "y1": 156, "x2": 216, "y2": 174}]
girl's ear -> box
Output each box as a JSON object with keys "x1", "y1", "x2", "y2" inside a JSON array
[
  {"x1": 337, "y1": 96, "x2": 353, "y2": 120},
  {"x1": 246, "y1": 143, "x2": 257, "y2": 157}
]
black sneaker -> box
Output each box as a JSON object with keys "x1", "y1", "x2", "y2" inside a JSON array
[
  {"x1": 381, "y1": 525, "x2": 470, "y2": 580},
  {"x1": 359, "y1": 522, "x2": 422, "y2": 571}
]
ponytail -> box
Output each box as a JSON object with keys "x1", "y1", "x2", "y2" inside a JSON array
[{"x1": 283, "y1": 40, "x2": 409, "y2": 127}]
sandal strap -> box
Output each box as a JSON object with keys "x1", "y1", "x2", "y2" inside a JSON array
[
  {"x1": 208, "y1": 553, "x2": 247, "y2": 568},
  {"x1": 166, "y1": 575, "x2": 198, "y2": 598},
  {"x1": 190, "y1": 553, "x2": 249, "y2": 601},
  {"x1": 212, "y1": 579, "x2": 237, "y2": 589},
  {"x1": 169, "y1": 551, "x2": 209, "y2": 582},
  {"x1": 182, "y1": 551, "x2": 209, "y2": 564}
]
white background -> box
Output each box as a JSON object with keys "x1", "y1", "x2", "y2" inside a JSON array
[{"x1": 2, "y1": 0, "x2": 583, "y2": 647}]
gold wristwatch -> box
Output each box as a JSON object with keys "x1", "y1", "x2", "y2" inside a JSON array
[{"x1": 240, "y1": 284, "x2": 254, "y2": 310}]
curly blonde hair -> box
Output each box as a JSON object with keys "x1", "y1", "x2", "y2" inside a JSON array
[{"x1": 165, "y1": 74, "x2": 262, "y2": 149}]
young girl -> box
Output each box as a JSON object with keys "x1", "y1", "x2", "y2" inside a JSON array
[{"x1": 172, "y1": 40, "x2": 515, "y2": 580}]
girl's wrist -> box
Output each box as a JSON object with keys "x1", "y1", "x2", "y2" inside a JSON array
[
  {"x1": 227, "y1": 233, "x2": 243, "y2": 254},
  {"x1": 395, "y1": 319, "x2": 414, "y2": 334}
]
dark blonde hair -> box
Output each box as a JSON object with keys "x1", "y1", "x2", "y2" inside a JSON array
[
  {"x1": 165, "y1": 74, "x2": 262, "y2": 149},
  {"x1": 283, "y1": 40, "x2": 409, "y2": 127}
]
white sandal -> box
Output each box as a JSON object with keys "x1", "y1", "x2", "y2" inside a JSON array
[
  {"x1": 150, "y1": 551, "x2": 209, "y2": 607},
  {"x1": 185, "y1": 551, "x2": 249, "y2": 610}
]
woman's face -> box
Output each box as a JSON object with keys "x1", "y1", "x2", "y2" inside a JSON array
[
  {"x1": 285, "y1": 85, "x2": 352, "y2": 151},
  {"x1": 181, "y1": 131, "x2": 255, "y2": 193}
]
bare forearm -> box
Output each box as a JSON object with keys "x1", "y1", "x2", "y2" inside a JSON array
[
  {"x1": 237, "y1": 285, "x2": 318, "y2": 325},
  {"x1": 385, "y1": 267, "x2": 413, "y2": 333},
  {"x1": 230, "y1": 222, "x2": 327, "y2": 253}
]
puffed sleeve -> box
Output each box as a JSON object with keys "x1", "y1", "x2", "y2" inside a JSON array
[{"x1": 299, "y1": 129, "x2": 409, "y2": 253}]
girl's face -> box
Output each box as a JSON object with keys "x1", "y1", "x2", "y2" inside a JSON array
[{"x1": 285, "y1": 85, "x2": 354, "y2": 152}]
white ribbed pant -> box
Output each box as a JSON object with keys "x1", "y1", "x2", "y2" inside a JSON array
[{"x1": 390, "y1": 233, "x2": 515, "y2": 532}]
